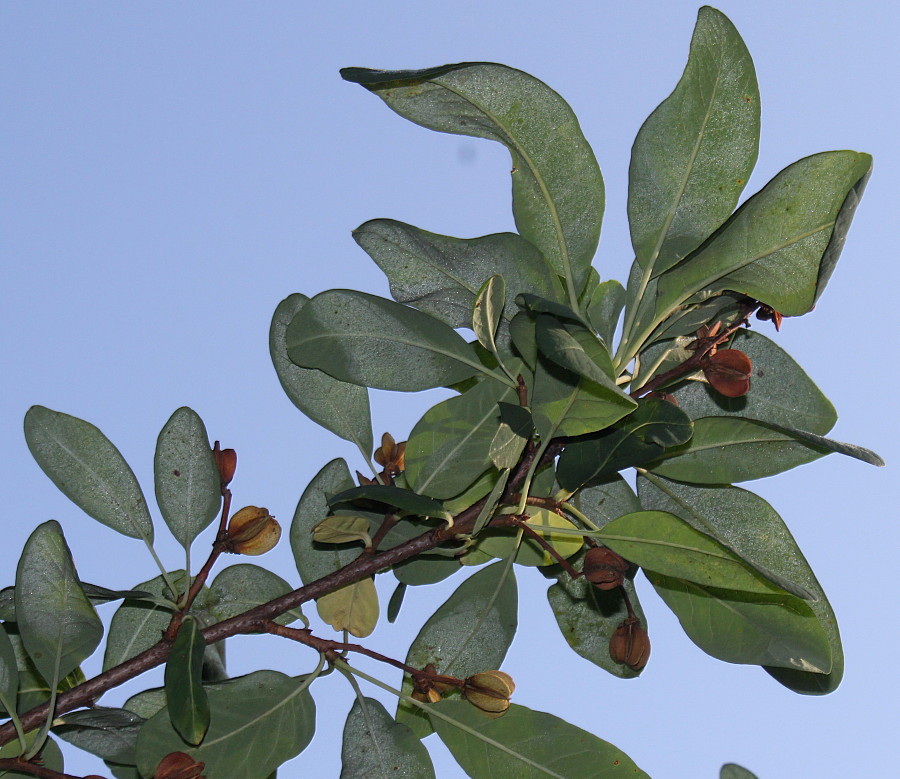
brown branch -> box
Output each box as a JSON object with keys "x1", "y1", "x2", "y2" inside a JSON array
[
  {"x1": 367, "y1": 514, "x2": 398, "y2": 553},
  {"x1": 0, "y1": 758, "x2": 89, "y2": 779},
  {"x1": 495, "y1": 514, "x2": 583, "y2": 580},
  {"x1": 630, "y1": 305, "x2": 759, "y2": 399}
]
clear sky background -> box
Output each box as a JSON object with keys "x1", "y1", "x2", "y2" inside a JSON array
[{"x1": 2, "y1": 2, "x2": 898, "y2": 777}]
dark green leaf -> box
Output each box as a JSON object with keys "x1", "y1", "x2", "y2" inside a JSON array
[
  {"x1": 387, "y1": 582, "x2": 406, "y2": 623},
  {"x1": 290, "y1": 459, "x2": 358, "y2": 585},
  {"x1": 270, "y1": 294, "x2": 373, "y2": 454},
  {"x1": 629, "y1": 7, "x2": 759, "y2": 276},
  {"x1": 515, "y1": 293, "x2": 583, "y2": 323},
  {"x1": 154, "y1": 407, "x2": 221, "y2": 550},
  {"x1": 649, "y1": 571, "x2": 832, "y2": 674},
  {"x1": 341, "y1": 696, "x2": 435, "y2": 779},
  {"x1": 656, "y1": 151, "x2": 872, "y2": 316},
  {"x1": 398, "y1": 561, "x2": 517, "y2": 739},
  {"x1": 165, "y1": 618, "x2": 210, "y2": 745},
  {"x1": 354, "y1": 220, "x2": 563, "y2": 329},
  {"x1": 721, "y1": 764, "x2": 759, "y2": 779},
  {"x1": 670, "y1": 329, "x2": 837, "y2": 434},
  {"x1": 431, "y1": 700, "x2": 648, "y2": 778},
  {"x1": 586, "y1": 280, "x2": 626, "y2": 347},
  {"x1": 136, "y1": 671, "x2": 315, "y2": 779},
  {"x1": 343, "y1": 63, "x2": 604, "y2": 301},
  {"x1": 285, "y1": 289, "x2": 496, "y2": 392},
  {"x1": 328, "y1": 485, "x2": 451, "y2": 520},
  {"x1": 508, "y1": 311, "x2": 538, "y2": 369},
  {"x1": 596, "y1": 511, "x2": 793, "y2": 594},
  {"x1": 394, "y1": 555, "x2": 461, "y2": 586},
  {"x1": 55, "y1": 707, "x2": 144, "y2": 764},
  {"x1": 647, "y1": 417, "x2": 882, "y2": 483},
  {"x1": 15, "y1": 521, "x2": 103, "y2": 685},
  {"x1": 23, "y1": 406, "x2": 153, "y2": 541},
  {"x1": 531, "y1": 356, "x2": 636, "y2": 441},
  {"x1": 207, "y1": 564, "x2": 299, "y2": 626},
  {"x1": 0, "y1": 734, "x2": 63, "y2": 776},
  {"x1": 534, "y1": 315, "x2": 622, "y2": 393},
  {"x1": 556, "y1": 398, "x2": 692, "y2": 490},
  {"x1": 406, "y1": 380, "x2": 517, "y2": 499},
  {"x1": 0, "y1": 624, "x2": 19, "y2": 716}
]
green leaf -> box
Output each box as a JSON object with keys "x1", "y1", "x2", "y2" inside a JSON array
[
  {"x1": 398, "y1": 561, "x2": 517, "y2": 739},
  {"x1": 508, "y1": 311, "x2": 538, "y2": 370},
  {"x1": 24, "y1": 406, "x2": 153, "y2": 542},
  {"x1": 135, "y1": 671, "x2": 315, "y2": 779},
  {"x1": 341, "y1": 696, "x2": 435, "y2": 779},
  {"x1": 721, "y1": 764, "x2": 759, "y2": 779},
  {"x1": 316, "y1": 578, "x2": 379, "y2": 638},
  {"x1": 431, "y1": 700, "x2": 648, "y2": 778},
  {"x1": 670, "y1": 329, "x2": 837, "y2": 434},
  {"x1": 406, "y1": 380, "x2": 518, "y2": 499},
  {"x1": 586, "y1": 280, "x2": 626, "y2": 347},
  {"x1": 270, "y1": 294, "x2": 373, "y2": 455},
  {"x1": 103, "y1": 572, "x2": 188, "y2": 671},
  {"x1": 311, "y1": 515, "x2": 372, "y2": 546},
  {"x1": 648, "y1": 571, "x2": 832, "y2": 673},
  {"x1": 474, "y1": 508, "x2": 583, "y2": 567},
  {"x1": 473, "y1": 275, "x2": 506, "y2": 355},
  {"x1": 647, "y1": 416, "x2": 882, "y2": 483},
  {"x1": 629, "y1": 7, "x2": 759, "y2": 276},
  {"x1": 656, "y1": 151, "x2": 872, "y2": 316},
  {"x1": 285, "y1": 289, "x2": 495, "y2": 392},
  {"x1": 290, "y1": 459, "x2": 358, "y2": 585},
  {"x1": 207, "y1": 564, "x2": 300, "y2": 627},
  {"x1": 443, "y1": 468, "x2": 502, "y2": 517},
  {"x1": 638, "y1": 473, "x2": 844, "y2": 693},
  {"x1": 489, "y1": 404, "x2": 532, "y2": 471},
  {"x1": 0, "y1": 733, "x2": 64, "y2": 776},
  {"x1": 15, "y1": 521, "x2": 102, "y2": 685},
  {"x1": 394, "y1": 555, "x2": 461, "y2": 586},
  {"x1": 164, "y1": 617, "x2": 209, "y2": 745},
  {"x1": 556, "y1": 398, "x2": 692, "y2": 491},
  {"x1": 0, "y1": 624, "x2": 19, "y2": 716},
  {"x1": 596, "y1": 510, "x2": 793, "y2": 594},
  {"x1": 54, "y1": 707, "x2": 144, "y2": 764},
  {"x1": 328, "y1": 484, "x2": 451, "y2": 520},
  {"x1": 354, "y1": 220, "x2": 564, "y2": 329},
  {"x1": 534, "y1": 316, "x2": 621, "y2": 390},
  {"x1": 531, "y1": 356, "x2": 637, "y2": 441},
  {"x1": 343, "y1": 63, "x2": 604, "y2": 304},
  {"x1": 387, "y1": 582, "x2": 406, "y2": 623},
  {"x1": 154, "y1": 407, "x2": 221, "y2": 550}
]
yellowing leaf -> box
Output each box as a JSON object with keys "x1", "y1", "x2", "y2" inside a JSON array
[
  {"x1": 311, "y1": 515, "x2": 372, "y2": 546},
  {"x1": 476, "y1": 508, "x2": 582, "y2": 567},
  {"x1": 316, "y1": 578, "x2": 379, "y2": 638}
]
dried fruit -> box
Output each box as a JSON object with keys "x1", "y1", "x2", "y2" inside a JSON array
[
  {"x1": 463, "y1": 670, "x2": 515, "y2": 717},
  {"x1": 212, "y1": 442, "x2": 237, "y2": 487},
  {"x1": 701, "y1": 348, "x2": 752, "y2": 398},
  {"x1": 226, "y1": 506, "x2": 280, "y2": 555},
  {"x1": 609, "y1": 616, "x2": 651, "y2": 672},
  {"x1": 154, "y1": 751, "x2": 205, "y2": 779},
  {"x1": 582, "y1": 546, "x2": 629, "y2": 590},
  {"x1": 374, "y1": 432, "x2": 406, "y2": 475},
  {"x1": 756, "y1": 305, "x2": 783, "y2": 331}
]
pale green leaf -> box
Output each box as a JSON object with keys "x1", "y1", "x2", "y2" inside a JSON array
[
  {"x1": 311, "y1": 515, "x2": 372, "y2": 546},
  {"x1": 341, "y1": 696, "x2": 435, "y2": 779},
  {"x1": 270, "y1": 294, "x2": 373, "y2": 454},
  {"x1": 473, "y1": 274, "x2": 506, "y2": 355},
  {"x1": 343, "y1": 63, "x2": 604, "y2": 302},
  {"x1": 24, "y1": 406, "x2": 153, "y2": 541},
  {"x1": 15, "y1": 521, "x2": 103, "y2": 685},
  {"x1": 154, "y1": 407, "x2": 221, "y2": 549},
  {"x1": 316, "y1": 578, "x2": 378, "y2": 638}
]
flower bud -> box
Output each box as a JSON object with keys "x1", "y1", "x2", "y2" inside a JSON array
[
  {"x1": 212, "y1": 442, "x2": 237, "y2": 487},
  {"x1": 702, "y1": 348, "x2": 752, "y2": 398},
  {"x1": 582, "y1": 546, "x2": 629, "y2": 590},
  {"x1": 153, "y1": 751, "x2": 205, "y2": 779},
  {"x1": 609, "y1": 617, "x2": 651, "y2": 672},
  {"x1": 463, "y1": 670, "x2": 515, "y2": 717},
  {"x1": 226, "y1": 506, "x2": 280, "y2": 555}
]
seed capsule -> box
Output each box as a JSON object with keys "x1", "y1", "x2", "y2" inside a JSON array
[
  {"x1": 583, "y1": 546, "x2": 629, "y2": 590},
  {"x1": 153, "y1": 751, "x2": 206, "y2": 779},
  {"x1": 702, "y1": 348, "x2": 752, "y2": 398},
  {"x1": 226, "y1": 506, "x2": 280, "y2": 555},
  {"x1": 212, "y1": 442, "x2": 237, "y2": 487},
  {"x1": 463, "y1": 670, "x2": 515, "y2": 717},
  {"x1": 609, "y1": 617, "x2": 651, "y2": 672}
]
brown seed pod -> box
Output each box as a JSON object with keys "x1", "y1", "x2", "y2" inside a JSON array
[
  {"x1": 226, "y1": 506, "x2": 281, "y2": 555},
  {"x1": 702, "y1": 348, "x2": 752, "y2": 398},
  {"x1": 462, "y1": 670, "x2": 515, "y2": 716},
  {"x1": 582, "y1": 546, "x2": 629, "y2": 590},
  {"x1": 609, "y1": 617, "x2": 651, "y2": 672},
  {"x1": 153, "y1": 751, "x2": 206, "y2": 779}
]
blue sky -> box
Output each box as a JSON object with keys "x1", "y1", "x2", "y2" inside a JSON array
[{"x1": 2, "y1": 2, "x2": 898, "y2": 777}]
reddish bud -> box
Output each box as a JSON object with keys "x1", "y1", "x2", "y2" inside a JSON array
[
  {"x1": 212, "y1": 442, "x2": 237, "y2": 487},
  {"x1": 702, "y1": 349, "x2": 752, "y2": 398},
  {"x1": 583, "y1": 546, "x2": 629, "y2": 590},
  {"x1": 154, "y1": 751, "x2": 205, "y2": 779},
  {"x1": 609, "y1": 617, "x2": 651, "y2": 672},
  {"x1": 756, "y1": 305, "x2": 783, "y2": 331}
]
